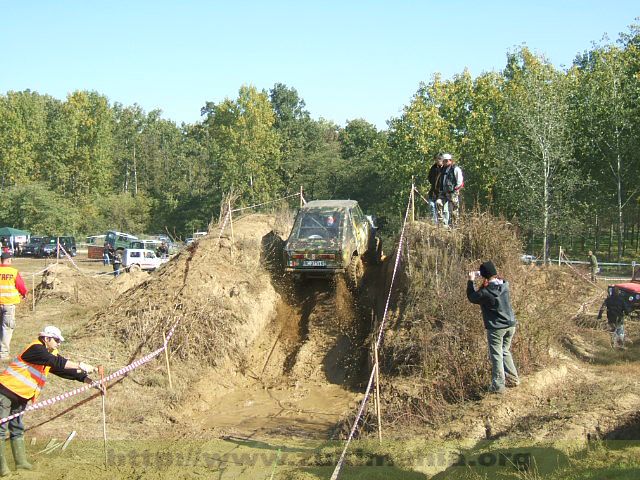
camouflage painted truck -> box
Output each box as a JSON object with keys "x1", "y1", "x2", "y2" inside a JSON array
[{"x1": 284, "y1": 200, "x2": 381, "y2": 289}]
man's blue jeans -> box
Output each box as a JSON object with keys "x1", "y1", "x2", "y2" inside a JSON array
[
  {"x1": 428, "y1": 199, "x2": 438, "y2": 224},
  {"x1": 487, "y1": 326, "x2": 518, "y2": 391}
]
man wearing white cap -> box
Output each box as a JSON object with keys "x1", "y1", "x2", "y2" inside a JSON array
[{"x1": 0, "y1": 326, "x2": 97, "y2": 475}]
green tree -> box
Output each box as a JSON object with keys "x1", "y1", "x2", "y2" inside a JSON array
[
  {"x1": 498, "y1": 48, "x2": 582, "y2": 262},
  {"x1": 202, "y1": 85, "x2": 282, "y2": 206}
]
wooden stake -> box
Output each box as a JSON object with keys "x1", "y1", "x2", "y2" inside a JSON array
[
  {"x1": 374, "y1": 335, "x2": 382, "y2": 442},
  {"x1": 31, "y1": 274, "x2": 35, "y2": 311},
  {"x1": 228, "y1": 199, "x2": 236, "y2": 265},
  {"x1": 163, "y1": 331, "x2": 173, "y2": 390},
  {"x1": 410, "y1": 177, "x2": 415, "y2": 223},
  {"x1": 98, "y1": 365, "x2": 108, "y2": 468},
  {"x1": 300, "y1": 185, "x2": 304, "y2": 207}
]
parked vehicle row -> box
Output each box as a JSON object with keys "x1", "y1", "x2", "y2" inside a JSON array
[{"x1": 19, "y1": 236, "x2": 77, "y2": 258}]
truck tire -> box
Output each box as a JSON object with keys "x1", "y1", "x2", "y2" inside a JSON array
[{"x1": 347, "y1": 255, "x2": 364, "y2": 291}]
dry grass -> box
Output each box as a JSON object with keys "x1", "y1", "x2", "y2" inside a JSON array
[{"x1": 377, "y1": 213, "x2": 595, "y2": 426}]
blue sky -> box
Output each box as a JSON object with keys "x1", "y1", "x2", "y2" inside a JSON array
[{"x1": 1, "y1": 1, "x2": 637, "y2": 129}]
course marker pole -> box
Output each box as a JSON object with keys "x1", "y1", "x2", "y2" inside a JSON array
[
  {"x1": 98, "y1": 365, "x2": 108, "y2": 468},
  {"x1": 163, "y1": 331, "x2": 173, "y2": 390}
]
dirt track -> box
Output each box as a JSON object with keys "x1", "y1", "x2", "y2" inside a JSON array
[{"x1": 4, "y1": 215, "x2": 640, "y2": 479}]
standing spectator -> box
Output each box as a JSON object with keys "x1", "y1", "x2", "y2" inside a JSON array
[
  {"x1": 598, "y1": 287, "x2": 632, "y2": 349},
  {"x1": 156, "y1": 241, "x2": 169, "y2": 258},
  {"x1": 113, "y1": 251, "x2": 122, "y2": 277},
  {"x1": 588, "y1": 250, "x2": 598, "y2": 282},
  {"x1": 467, "y1": 261, "x2": 519, "y2": 394},
  {"x1": 102, "y1": 242, "x2": 111, "y2": 266},
  {"x1": 426, "y1": 153, "x2": 444, "y2": 224},
  {"x1": 437, "y1": 153, "x2": 464, "y2": 227},
  {"x1": 0, "y1": 326, "x2": 97, "y2": 474},
  {"x1": 0, "y1": 252, "x2": 28, "y2": 361}
]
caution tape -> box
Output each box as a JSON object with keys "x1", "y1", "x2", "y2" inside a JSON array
[
  {"x1": 330, "y1": 185, "x2": 413, "y2": 480},
  {"x1": 0, "y1": 320, "x2": 179, "y2": 426}
]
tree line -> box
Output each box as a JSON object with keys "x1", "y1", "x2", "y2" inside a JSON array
[{"x1": 1, "y1": 26, "x2": 639, "y2": 261}]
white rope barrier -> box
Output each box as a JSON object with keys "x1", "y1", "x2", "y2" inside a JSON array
[
  {"x1": 329, "y1": 186, "x2": 414, "y2": 480},
  {"x1": 231, "y1": 193, "x2": 301, "y2": 213}
]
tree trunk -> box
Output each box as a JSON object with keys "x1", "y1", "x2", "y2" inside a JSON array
[
  {"x1": 595, "y1": 214, "x2": 600, "y2": 251},
  {"x1": 608, "y1": 223, "x2": 613, "y2": 260}
]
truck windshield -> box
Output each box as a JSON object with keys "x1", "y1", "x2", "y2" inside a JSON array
[{"x1": 294, "y1": 210, "x2": 342, "y2": 239}]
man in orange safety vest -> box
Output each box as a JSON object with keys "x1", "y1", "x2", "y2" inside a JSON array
[{"x1": 0, "y1": 326, "x2": 97, "y2": 475}]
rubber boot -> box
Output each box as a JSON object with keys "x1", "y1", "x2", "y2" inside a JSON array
[
  {"x1": 0, "y1": 443, "x2": 10, "y2": 477},
  {"x1": 10, "y1": 437, "x2": 33, "y2": 470}
]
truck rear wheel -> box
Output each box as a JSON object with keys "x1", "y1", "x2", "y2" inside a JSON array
[{"x1": 347, "y1": 255, "x2": 364, "y2": 291}]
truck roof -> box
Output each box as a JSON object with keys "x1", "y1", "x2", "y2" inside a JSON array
[{"x1": 304, "y1": 200, "x2": 358, "y2": 209}]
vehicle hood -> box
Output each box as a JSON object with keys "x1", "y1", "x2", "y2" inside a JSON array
[
  {"x1": 613, "y1": 282, "x2": 640, "y2": 294},
  {"x1": 286, "y1": 237, "x2": 341, "y2": 251}
]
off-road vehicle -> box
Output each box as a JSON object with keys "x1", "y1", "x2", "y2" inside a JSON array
[
  {"x1": 284, "y1": 200, "x2": 381, "y2": 289},
  {"x1": 608, "y1": 267, "x2": 640, "y2": 316}
]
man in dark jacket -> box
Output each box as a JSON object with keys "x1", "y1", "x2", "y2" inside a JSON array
[
  {"x1": 467, "y1": 261, "x2": 519, "y2": 394},
  {"x1": 598, "y1": 287, "x2": 632, "y2": 348},
  {"x1": 426, "y1": 153, "x2": 444, "y2": 224}
]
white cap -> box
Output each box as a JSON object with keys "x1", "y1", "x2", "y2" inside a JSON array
[
  {"x1": 39, "y1": 325, "x2": 65, "y2": 342},
  {"x1": 442, "y1": 153, "x2": 452, "y2": 160}
]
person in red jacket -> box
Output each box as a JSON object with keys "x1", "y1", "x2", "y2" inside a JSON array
[{"x1": 0, "y1": 252, "x2": 28, "y2": 361}]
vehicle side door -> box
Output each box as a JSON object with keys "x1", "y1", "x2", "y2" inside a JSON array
[{"x1": 350, "y1": 206, "x2": 368, "y2": 254}]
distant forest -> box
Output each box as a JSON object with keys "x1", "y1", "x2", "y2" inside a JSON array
[{"x1": 1, "y1": 25, "x2": 640, "y2": 261}]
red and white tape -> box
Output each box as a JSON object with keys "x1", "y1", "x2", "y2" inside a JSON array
[{"x1": 0, "y1": 322, "x2": 178, "y2": 425}]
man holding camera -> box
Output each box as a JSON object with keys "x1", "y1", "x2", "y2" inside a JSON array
[{"x1": 467, "y1": 261, "x2": 519, "y2": 394}]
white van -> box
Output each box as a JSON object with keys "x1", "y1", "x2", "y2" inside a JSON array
[{"x1": 122, "y1": 248, "x2": 168, "y2": 272}]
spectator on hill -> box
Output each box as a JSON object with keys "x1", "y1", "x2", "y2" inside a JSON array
[
  {"x1": 426, "y1": 153, "x2": 444, "y2": 224},
  {"x1": 467, "y1": 261, "x2": 519, "y2": 394},
  {"x1": 588, "y1": 250, "x2": 598, "y2": 282},
  {"x1": 436, "y1": 153, "x2": 464, "y2": 227},
  {"x1": 598, "y1": 287, "x2": 632, "y2": 349},
  {"x1": 0, "y1": 252, "x2": 28, "y2": 361}
]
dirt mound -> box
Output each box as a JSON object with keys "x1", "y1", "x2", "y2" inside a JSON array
[
  {"x1": 112, "y1": 268, "x2": 153, "y2": 294},
  {"x1": 85, "y1": 214, "x2": 281, "y2": 369},
  {"x1": 35, "y1": 263, "x2": 112, "y2": 306}
]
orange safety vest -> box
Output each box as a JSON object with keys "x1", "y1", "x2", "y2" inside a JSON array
[
  {"x1": 0, "y1": 266, "x2": 20, "y2": 305},
  {"x1": 0, "y1": 340, "x2": 57, "y2": 401}
]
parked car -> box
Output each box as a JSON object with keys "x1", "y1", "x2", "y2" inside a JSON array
[
  {"x1": 39, "y1": 236, "x2": 77, "y2": 257},
  {"x1": 129, "y1": 239, "x2": 162, "y2": 252},
  {"x1": 122, "y1": 248, "x2": 168, "y2": 272},
  {"x1": 521, "y1": 254, "x2": 538, "y2": 264},
  {"x1": 105, "y1": 230, "x2": 138, "y2": 252},
  {"x1": 284, "y1": 200, "x2": 381, "y2": 290},
  {"x1": 22, "y1": 236, "x2": 45, "y2": 257}
]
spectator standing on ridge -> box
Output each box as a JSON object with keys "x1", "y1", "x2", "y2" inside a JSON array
[
  {"x1": 426, "y1": 153, "x2": 444, "y2": 224},
  {"x1": 588, "y1": 250, "x2": 598, "y2": 282},
  {"x1": 598, "y1": 287, "x2": 632, "y2": 349},
  {"x1": 0, "y1": 326, "x2": 97, "y2": 474},
  {"x1": 0, "y1": 252, "x2": 28, "y2": 361},
  {"x1": 467, "y1": 261, "x2": 519, "y2": 394},
  {"x1": 436, "y1": 153, "x2": 464, "y2": 227}
]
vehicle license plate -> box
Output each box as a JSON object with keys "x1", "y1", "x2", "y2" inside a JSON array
[{"x1": 303, "y1": 260, "x2": 326, "y2": 267}]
